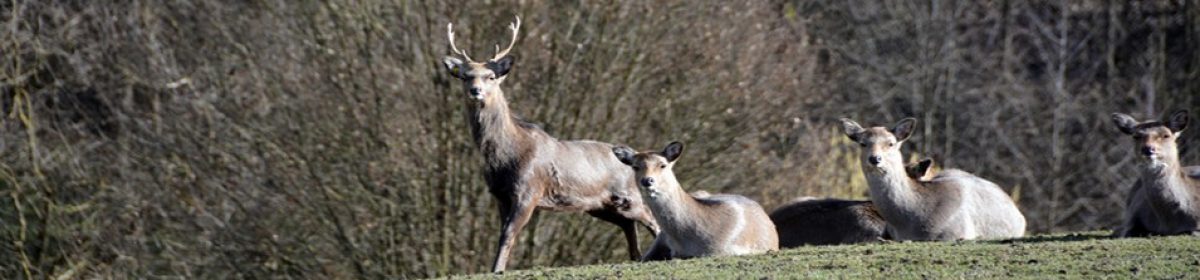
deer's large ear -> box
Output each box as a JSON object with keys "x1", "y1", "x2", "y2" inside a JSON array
[
  {"x1": 443, "y1": 56, "x2": 465, "y2": 79},
  {"x1": 840, "y1": 118, "x2": 865, "y2": 142},
  {"x1": 1111, "y1": 113, "x2": 1139, "y2": 135},
  {"x1": 662, "y1": 141, "x2": 684, "y2": 163},
  {"x1": 1165, "y1": 110, "x2": 1189, "y2": 133},
  {"x1": 907, "y1": 158, "x2": 935, "y2": 180},
  {"x1": 487, "y1": 55, "x2": 515, "y2": 77},
  {"x1": 612, "y1": 146, "x2": 636, "y2": 166},
  {"x1": 892, "y1": 118, "x2": 917, "y2": 142}
]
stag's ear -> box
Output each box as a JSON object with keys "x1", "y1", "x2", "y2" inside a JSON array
[
  {"x1": 442, "y1": 56, "x2": 466, "y2": 79},
  {"x1": 662, "y1": 141, "x2": 684, "y2": 163},
  {"x1": 1165, "y1": 110, "x2": 1189, "y2": 133},
  {"x1": 1111, "y1": 113, "x2": 1139, "y2": 135},
  {"x1": 487, "y1": 55, "x2": 515, "y2": 77},
  {"x1": 892, "y1": 118, "x2": 917, "y2": 142},
  {"x1": 612, "y1": 146, "x2": 636, "y2": 166},
  {"x1": 840, "y1": 118, "x2": 865, "y2": 142}
]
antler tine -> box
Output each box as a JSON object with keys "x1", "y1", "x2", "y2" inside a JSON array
[
  {"x1": 447, "y1": 23, "x2": 474, "y2": 62},
  {"x1": 490, "y1": 15, "x2": 521, "y2": 61}
]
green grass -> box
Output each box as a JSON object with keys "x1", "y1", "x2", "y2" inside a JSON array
[{"x1": 448, "y1": 233, "x2": 1200, "y2": 279}]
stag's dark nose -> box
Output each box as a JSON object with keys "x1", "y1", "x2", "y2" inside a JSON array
[
  {"x1": 469, "y1": 87, "x2": 482, "y2": 96},
  {"x1": 639, "y1": 177, "x2": 655, "y2": 187},
  {"x1": 1141, "y1": 146, "x2": 1156, "y2": 157},
  {"x1": 868, "y1": 155, "x2": 882, "y2": 165}
]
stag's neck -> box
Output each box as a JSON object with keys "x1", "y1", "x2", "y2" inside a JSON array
[
  {"x1": 865, "y1": 164, "x2": 923, "y2": 214},
  {"x1": 1140, "y1": 158, "x2": 1196, "y2": 208},
  {"x1": 466, "y1": 89, "x2": 528, "y2": 167}
]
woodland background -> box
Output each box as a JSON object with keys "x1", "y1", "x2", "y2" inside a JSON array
[{"x1": 2, "y1": 0, "x2": 1198, "y2": 278}]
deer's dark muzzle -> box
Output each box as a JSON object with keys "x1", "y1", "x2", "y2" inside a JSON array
[
  {"x1": 868, "y1": 155, "x2": 882, "y2": 166},
  {"x1": 1141, "y1": 146, "x2": 1156, "y2": 157},
  {"x1": 639, "y1": 177, "x2": 655, "y2": 187}
]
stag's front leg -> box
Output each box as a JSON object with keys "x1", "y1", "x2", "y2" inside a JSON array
[{"x1": 491, "y1": 193, "x2": 540, "y2": 273}]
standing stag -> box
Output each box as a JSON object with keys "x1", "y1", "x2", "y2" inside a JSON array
[
  {"x1": 840, "y1": 118, "x2": 1025, "y2": 241},
  {"x1": 612, "y1": 142, "x2": 778, "y2": 260},
  {"x1": 441, "y1": 16, "x2": 658, "y2": 272},
  {"x1": 1111, "y1": 110, "x2": 1200, "y2": 237}
]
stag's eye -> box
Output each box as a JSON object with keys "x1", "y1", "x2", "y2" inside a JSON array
[
  {"x1": 659, "y1": 164, "x2": 667, "y2": 169},
  {"x1": 488, "y1": 74, "x2": 497, "y2": 80}
]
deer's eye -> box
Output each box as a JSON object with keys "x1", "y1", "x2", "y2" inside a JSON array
[
  {"x1": 859, "y1": 142, "x2": 868, "y2": 147},
  {"x1": 659, "y1": 164, "x2": 667, "y2": 169},
  {"x1": 488, "y1": 74, "x2": 497, "y2": 80},
  {"x1": 887, "y1": 142, "x2": 895, "y2": 147}
]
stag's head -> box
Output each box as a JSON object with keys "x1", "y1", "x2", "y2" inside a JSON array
[
  {"x1": 613, "y1": 142, "x2": 685, "y2": 198},
  {"x1": 841, "y1": 118, "x2": 917, "y2": 175},
  {"x1": 1112, "y1": 110, "x2": 1189, "y2": 168},
  {"x1": 442, "y1": 16, "x2": 521, "y2": 102}
]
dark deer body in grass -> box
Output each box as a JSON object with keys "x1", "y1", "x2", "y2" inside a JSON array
[
  {"x1": 769, "y1": 197, "x2": 886, "y2": 247},
  {"x1": 442, "y1": 17, "x2": 658, "y2": 272},
  {"x1": 613, "y1": 142, "x2": 778, "y2": 260},
  {"x1": 1112, "y1": 110, "x2": 1200, "y2": 237},
  {"x1": 840, "y1": 118, "x2": 1026, "y2": 241},
  {"x1": 768, "y1": 159, "x2": 934, "y2": 247}
]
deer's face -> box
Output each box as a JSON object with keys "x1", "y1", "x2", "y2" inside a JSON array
[
  {"x1": 442, "y1": 56, "x2": 514, "y2": 101},
  {"x1": 1113, "y1": 110, "x2": 1189, "y2": 167},
  {"x1": 613, "y1": 142, "x2": 684, "y2": 198},
  {"x1": 841, "y1": 118, "x2": 916, "y2": 174}
]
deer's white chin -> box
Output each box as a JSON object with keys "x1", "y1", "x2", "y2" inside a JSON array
[
  {"x1": 1143, "y1": 158, "x2": 1168, "y2": 170},
  {"x1": 642, "y1": 186, "x2": 661, "y2": 198},
  {"x1": 864, "y1": 165, "x2": 888, "y2": 175}
]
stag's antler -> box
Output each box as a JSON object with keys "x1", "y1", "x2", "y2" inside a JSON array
[
  {"x1": 447, "y1": 23, "x2": 475, "y2": 62},
  {"x1": 490, "y1": 16, "x2": 521, "y2": 61}
]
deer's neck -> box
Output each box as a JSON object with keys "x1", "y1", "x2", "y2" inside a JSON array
[
  {"x1": 466, "y1": 89, "x2": 528, "y2": 168},
  {"x1": 645, "y1": 174, "x2": 706, "y2": 229},
  {"x1": 865, "y1": 163, "x2": 924, "y2": 215},
  {"x1": 1141, "y1": 157, "x2": 1197, "y2": 210}
]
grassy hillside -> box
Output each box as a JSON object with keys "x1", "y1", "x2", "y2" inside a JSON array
[{"x1": 453, "y1": 233, "x2": 1200, "y2": 279}]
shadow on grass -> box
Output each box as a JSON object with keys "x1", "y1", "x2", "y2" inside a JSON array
[{"x1": 986, "y1": 231, "x2": 1116, "y2": 244}]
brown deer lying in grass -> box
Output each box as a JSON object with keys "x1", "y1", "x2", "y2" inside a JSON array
[
  {"x1": 441, "y1": 17, "x2": 658, "y2": 272},
  {"x1": 1111, "y1": 110, "x2": 1200, "y2": 237},
  {"x1": 612, "y1": 142, "x2": 778, "y2": 260},
  {"x1": 840, "y1": 118, "x2": 1026, "y2": 241},
  {"x1": 767, "y1": 158, "x2": 937, "y2": 247}
]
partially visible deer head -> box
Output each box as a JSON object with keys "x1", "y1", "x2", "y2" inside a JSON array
[
  {"x1": 1112, "y1": 110, "x2": 1189, "y2": 168},
  {"x1": 442, "y1": 16, "x2": 520, "y2": 101},
  {"x1": 906, "y1": 158, "x2": 936, "y2": 181}
]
